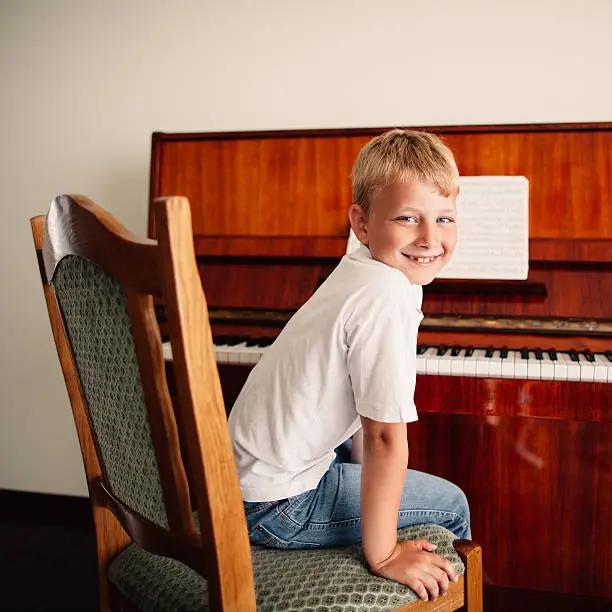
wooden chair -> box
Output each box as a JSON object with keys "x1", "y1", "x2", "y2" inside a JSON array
[{"x1": 31, "y1": 195, "x2": 483, "y2": 612}]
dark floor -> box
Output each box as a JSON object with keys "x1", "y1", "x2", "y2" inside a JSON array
[
  {"x1": 2, "y1": 489, "x2": 611, "y2": 612},
  {"x1": 2, "y1": 490, "x2": 98, "y2": 611}
]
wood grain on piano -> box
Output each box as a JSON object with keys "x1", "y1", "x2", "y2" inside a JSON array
[{"x1": 151, "y1": 122, "x2": 612, "y2": 599}]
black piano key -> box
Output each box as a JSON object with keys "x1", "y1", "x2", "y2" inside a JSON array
[
  {"x1": 436, "y1": 345, "x2": 449, "y2": 356},
  {"x1": 499, "y1": 346, "x2": 509, "y2": 359},
  {"x1": 220, "y1": 335, "x2": 239, "y2": 345},
  {"x1": 548, "y1": 348, "x2": 558, "y2": 361},
  {"x1": 568, "y1": 349, "x2": 580, "y2": 362},
  {"x1": 450, "y1": 345, "x2": 462, "y2": 357},
  {"x1": 213, "y1": 335, "x2": 230, "y2": 345},
  {"x1": 484, "y1": 346, "x2": 495, "y2": 358},
  {"x1": 226, "y1": 335, "x2": 249, "y2": 346},
  {"x1": 583, "y1": 349, "x2": 595, "y2": 363},
  {"x1": 534, "y1": 348, "x2": 544, "y2": 360},
  {"x1": 464, "y1": 346, "x2": 474, "y2": 357},
  {"x1": 605, "y1": 350, "x2": 612, "y2": 362},
  {"x1": 257, "y1": 337, "x2": 275, "y2": 347},
  {"x1": 417, "y1": 344, "x2": 429, "y2": 355},
  {"x1": 520, "y1": 347, "x2": 530, "y2": 360},
  {"x1": 245, "y1": 337, "x2": 262, "y2": 347}
]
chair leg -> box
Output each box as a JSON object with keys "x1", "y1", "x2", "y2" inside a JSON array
[
  {"x1": 453, "y1": 540, "x2": 483, "y2": 612},
  {"x1": 91, "y1": 500, "x2": 130, "y2": 612}
]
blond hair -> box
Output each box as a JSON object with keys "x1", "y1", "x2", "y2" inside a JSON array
[{"x1": 352, "y1": 129, "x2": 459, "y2": 214}]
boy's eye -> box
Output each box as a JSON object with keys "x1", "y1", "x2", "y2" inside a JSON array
[
  {"x1": 438, "y1": 217, "x2": 455, "y2": 224},
  {"x1": 396, "y1": 216, "x2": 418, "y2": 224}
]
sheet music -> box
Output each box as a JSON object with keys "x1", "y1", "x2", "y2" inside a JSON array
[
  {"x1": 439, "y1": 176, "x2": 529, "y2": 280},
  {"x1": 346, "y1": 176, "x2": 529, "y2": 280}
]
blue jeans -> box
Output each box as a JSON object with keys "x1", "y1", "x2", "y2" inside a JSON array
[{"x1": 244, "y1": 450, "x2": 471, "y2": 549}]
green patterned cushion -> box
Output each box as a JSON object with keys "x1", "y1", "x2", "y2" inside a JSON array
[
  {"x1": 108, "y1": 524, "x2": 464, "y2": 611},
  {"x1": 52, "y1": 255, "x2": 168, "y2": 528}
]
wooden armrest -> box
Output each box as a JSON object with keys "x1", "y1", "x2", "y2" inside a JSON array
[{"x1": 453, "y1": 539, "x2": 483, "y2": 612}]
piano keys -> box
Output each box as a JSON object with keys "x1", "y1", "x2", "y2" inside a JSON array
[{"x1": 162, "y1": 338, "x2": 612, "y2": 383}]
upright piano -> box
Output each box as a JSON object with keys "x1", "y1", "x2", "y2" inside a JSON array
[{"x1": 149, "y1": 123, "x2": 612, "y2": 599}]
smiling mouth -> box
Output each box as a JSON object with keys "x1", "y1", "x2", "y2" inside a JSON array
[{"x1": 403, "y1": 253, "x2": 443, "y2": 264}]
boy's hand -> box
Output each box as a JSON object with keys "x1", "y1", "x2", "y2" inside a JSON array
[{"x1": 369, "y1": 539, "x2": 459, "y2": 601}]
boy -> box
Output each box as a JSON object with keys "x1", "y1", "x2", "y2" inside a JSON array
[{"x1": 228, "y1": 130, "x2": 470, "y2": 602}]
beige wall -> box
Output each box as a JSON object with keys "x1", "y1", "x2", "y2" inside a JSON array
[{"x1": 1, "y1": 0, "x2": 611, "y2": 496}]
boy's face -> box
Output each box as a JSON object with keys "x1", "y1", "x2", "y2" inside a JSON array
[{"x1": 349, "y1": 181, "x2": 457, "y2": 285}]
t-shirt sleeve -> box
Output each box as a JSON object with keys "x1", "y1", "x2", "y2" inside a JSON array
[{"x1": 346, "y1": 284, "x2": 420, "y2": 423}]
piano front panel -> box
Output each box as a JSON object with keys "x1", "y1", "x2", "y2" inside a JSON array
[
  {"x1": 408, "y1": 411, "x2": 612, "y2": 598},
  {"x1": 193, "y1": 261, "x2": 612, "y2": 326},
  {"x1": 156, "y1": 136, "x2": 367, "y2": 238},
  {"x1": 197, "y1": 260, "x2": 338, "y2": 311}
]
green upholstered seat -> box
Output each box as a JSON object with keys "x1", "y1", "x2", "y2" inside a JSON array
[{"x1": 108, "y1": 523, "x2": 464, "y2": 612}]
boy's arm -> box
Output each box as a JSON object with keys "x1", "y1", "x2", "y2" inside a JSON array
[
  {"x1": 360, "y1": 416, "x2": 409, "y2": 565},
  {"x1": 360, "y1": 416, "x2": 458, "y2": 601}
]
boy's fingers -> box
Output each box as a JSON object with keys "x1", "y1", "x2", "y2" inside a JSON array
[
  {"x1": 414, "y1": 539, "x2": 437, "y2": 551},
  {"x1": 407, "y1": 578, "x2": 428, "y2": 601},
  {"x1": 430, "y1": 565, "x2": 450, "y2": 595},
  {"x1": 431, "y1": 555, "x2": 459, "y2": 582},
  {"x1": 420, "y1": 573, "x2": 440, "y2": 601}
]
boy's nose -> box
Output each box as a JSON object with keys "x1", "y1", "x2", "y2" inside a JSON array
[{"x1": 415, "y1": 222, "x2": 438, "y2": 248}]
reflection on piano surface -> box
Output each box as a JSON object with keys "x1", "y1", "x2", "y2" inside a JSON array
[{"x1": 150, "y1": 122, "x2": 612, "y2": 600}]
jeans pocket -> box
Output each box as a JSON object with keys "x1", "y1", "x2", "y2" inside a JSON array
[
  {"x1": 249, "y1": 524, "x2": 291, "y2": 548},
  {"x1": 284, "y1": 489, "x2": 316, "y2": 522}
]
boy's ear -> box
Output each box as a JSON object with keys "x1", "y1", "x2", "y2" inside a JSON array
[{"x1": 348, "y1": 204, "x2": 369, "y2": 246}]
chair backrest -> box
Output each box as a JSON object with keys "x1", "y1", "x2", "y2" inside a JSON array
[{"x1": 31, "y1": 195, "x2": 256, "y2": 611}]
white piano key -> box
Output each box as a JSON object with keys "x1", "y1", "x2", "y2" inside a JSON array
[
  {"x1": 450, "y1": 350, "x2": 465, "y2": 376},
  {"x1": 416, "y1": 350, "x2": 428, "y2": 374},
  {"x1": 239, "y1": 345, "x2": 264, "y2": 365},
  {"x1": 488, "y1": 350, "x2": 503, "y2": 378},
  {"x1": 514, "y1": 352, "x2": 528, "y2": 379},
  {"x1": 552, "y1": 354, "x2": 567, "y2": 381},
  {"x1": 558, "y1": 353, "x2": 580, "y2": 381},
  {"x1": 578, "y1": 354, "x2": 595, "y2": 382},
  {"x1": 224, "y1": 342, "x2": 249, "y2": 364},
  {"x1": 592, "y1": 354, "x2": 610, "y2": 382},
  {"x1": 424, "y1": 348, "x2": 440, "y2": 375},
  {"x1": 593, "y1": 354, "x2": 612, "y2": 382},
  {"x1": 527, "y1": 352, "x2": 541, "y2": 380},
  {"x1": 501, "y1": 351, "x2": 515, "y2": 379},
  {"x1": 462, "y1": 350, "x2": 477, "y2": 376},
  {"x1": 162, "y1": 341, "x2": 173, "y2": 361},
  {"x1": 474, "y1": 349, "x2": 490, "y2": 377},
  {"x1": 539, "y1": 354, "x2": 555, "y2": 380},
  {"x1": 438, "y1": 352, "x2": 453, "y2": 376},
  {"x1": 215, "y1": 343, "x2": 231, "y2": 364}
]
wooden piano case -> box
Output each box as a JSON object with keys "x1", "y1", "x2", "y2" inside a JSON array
[{"x1": 150, "y1": 123, "x2": 612, "y2": 599}]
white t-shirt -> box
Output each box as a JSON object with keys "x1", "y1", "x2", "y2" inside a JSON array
[{"x1": 228, "y1": 245, "x2": 424, "y2": 502}]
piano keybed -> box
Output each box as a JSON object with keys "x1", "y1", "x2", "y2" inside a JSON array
[{"x1": 162, "y1": 336, "x2": 612, "y2": 383}]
